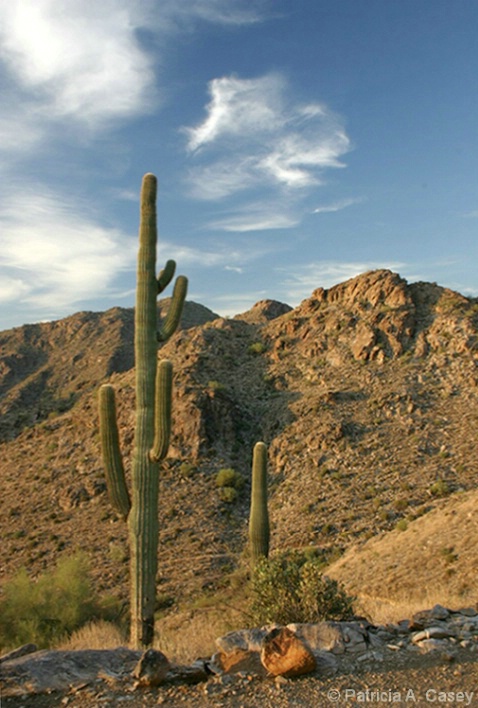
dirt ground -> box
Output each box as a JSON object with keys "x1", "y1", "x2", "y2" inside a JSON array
[{"x1": 2, "y1": 649, "x2": 477, "y2": 707}]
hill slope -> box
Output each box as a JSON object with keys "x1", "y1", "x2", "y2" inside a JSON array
[{"x1": 1, "y1": 269, "x2": 478, "y2": 618}]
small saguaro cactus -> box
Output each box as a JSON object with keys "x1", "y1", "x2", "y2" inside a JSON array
[
  {"x1": 248, "y1": 441, "x2": 270, "y2": 565},
  {"x1": 98, "y1": 173, "x2": 187, "y2": 648}
]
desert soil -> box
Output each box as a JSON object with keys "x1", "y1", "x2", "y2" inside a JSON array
[{"x1": 2, "y1": 650, "x2": 478, "y2": 707}]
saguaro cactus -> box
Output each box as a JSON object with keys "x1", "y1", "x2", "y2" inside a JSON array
[
  {"x1": 248, "y1": 441, "x2": 270, "y2": 565},
  {"x1": 98, "y1": 173, "x2": 187, "y2": 647}
]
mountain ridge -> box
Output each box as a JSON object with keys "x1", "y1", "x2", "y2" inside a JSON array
[{"x1": 1, "y1": 269, "x2": 478, "y2": 620}]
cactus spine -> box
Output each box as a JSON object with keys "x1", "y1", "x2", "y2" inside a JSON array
[
  {"x1": 249, "y1": 441, "x2": 270, "y2": 565},
  {"x1": 98, "y1": 173, "x2": 187, "y2": 648}
]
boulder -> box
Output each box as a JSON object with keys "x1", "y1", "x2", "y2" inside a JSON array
[
  {"x1": 132, "y1": 648, "x2": 170, "y2": 687},
  {"x1": 260, "y1": 627, "x2": 317, "y2": 678}
]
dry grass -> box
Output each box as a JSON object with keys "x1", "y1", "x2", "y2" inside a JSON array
[
  {"x1": 327, "y1": 489, "x2": 478, "y2": 625},
  {"x1": 155, "y1": 605, "x2": 247, "y2": 664},
  {"x1": 353, "y1": 586, "x2": 476, "y2": 626},
  {"x1": 59, "y1": 621, "x2": 126, "y2": 650},
  {"x1": 58, "y1": 607, "x2": 244, "y2": 664}
]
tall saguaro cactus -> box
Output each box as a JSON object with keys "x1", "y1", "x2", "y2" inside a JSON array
[
  {"x1": 98, "y1": 173, "x2": 187, "y2": 647},
  {"x1": 248, "y1": 441, "x2": 270, "y2": 565}
]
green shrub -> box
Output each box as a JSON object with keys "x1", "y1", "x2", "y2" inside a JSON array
[
  {"x1": 208, "y1": 380, "x2": 226, "y2": 392},
  {"x1": 250, "y1": 553, "x2": 354, "y2": 626},
  {"x1": 248, "y1": 342, "x2": 266, "y2": 355},
  {"x1": 429, "y1": 479, "x2": 451, "y2": 497},
  {"x1": 179, "y1": 462, "x2": 196, "y2": 477},
  {"x1": 215, "y1": 468, "x2": 244, "y2": 490},
  {"x1": 0, "y1": 553, "x2": 109, "y2": 651},
  {"x1": 219, "y1": 487, "x2": 238, "y2": 503}
]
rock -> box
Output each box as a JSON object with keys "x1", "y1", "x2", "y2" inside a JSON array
[
  {"x1": 287, "y1": 622, "x2": 344, "y2": 654},
  {"x1": 412, "y1": 627, "x2": 456, "y2": 644},
  {"x1": 132, "y1": 648, "x2": 170, "y2": 687},
  {"x1": 0, "y1": 643, "x2": 37, "y2": 664},
  {"x1": 457, "y1": 607, "x2": 478, "y2": 617},
  {"x1": 216, "y1": 627, "x2": 271, "y2": 653},
  {"x1": 430, "y1": 604, "x2": 450, "y2": 621},
  {"x1": 260, "y1": 627, "x2": 317, "y2": 678},
  {"x1": 211, "y1": 648, "x2": 267, "y2": 677},
  {"x1": 417, "y1": 639, "x2": 455, "y2": 655},
  {"x1": 0, "y1": 648, "x2": 142, "y2": 697}
]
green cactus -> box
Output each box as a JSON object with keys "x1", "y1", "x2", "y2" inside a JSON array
[
  {"x1": 249, "y1": 441, "x2": 270, "y2": 565},
  {"x1": 98, "y1": 173, "x2": 187, "y2": 648}
]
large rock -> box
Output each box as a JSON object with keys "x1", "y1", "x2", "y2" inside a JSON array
[
  {"x1": 260, "y1": 627, "x2": 317, "y2": 678},
  {"x1": 132, "y1": 648, "x2": 170, "y2": 687}
]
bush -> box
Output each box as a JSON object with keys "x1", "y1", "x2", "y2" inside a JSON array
[
  {"x1": 215, "y1": 468, "x2": 244, "y2": 490},
  {"x1": 248, "y1": 342, "x2": 266, "y2": 355},
  {"x1": 219, "y1": 487, "x2": 238, "y2": 503},
  {"x1": 250, "y1": 553, "x2": 354, "y2": 626},
  {"x1": 429, "y1": 479, "x2": 450, "y2": 497},
  {"x1": 0, "y1": 553, "x2": 110, "y2": 651}
]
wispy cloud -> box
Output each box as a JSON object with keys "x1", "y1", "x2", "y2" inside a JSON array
[
  {"x1": 159, "y1": 0, "x2": 269, "y2": 30},
  {"x1": 185, "y1": 74, "x2": 351, "y2": 200},
  {"x1": 0, "y1": 184, "x2": 135, "y2": 315},
  {"x1": 208, "y1": 200, "x2": 300, "y2": 232},
  {"x1": 313, "y1": 197, "x2": 364, "y2": 214}
]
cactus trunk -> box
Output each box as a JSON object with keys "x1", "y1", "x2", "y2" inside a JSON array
[
  {"x1": 249, "y1": 441, "x2": 270, "y2": 565},
  {"x1": 98, "y1": 173, "x2": 187, "y2": 648},
  {"x1": 129, "y1": 173, "x2": 162, "y2": 647}
]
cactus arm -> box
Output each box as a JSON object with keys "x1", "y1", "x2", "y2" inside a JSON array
[
  {"x1": 98, "y1": 384, "x2": 131, "y2": 519},
  {"x1": 150, "y1": 359, "x2": 173, "y2": 462},
  {"x1": 249, "y1": 441, "x2": 270, "y2": 564},
  {"x1": 157, "y1": 260, "x2": 176, "y2": 294},
  {"x1": 157, "y1": 275, "x2": 188, "y2": 343}
]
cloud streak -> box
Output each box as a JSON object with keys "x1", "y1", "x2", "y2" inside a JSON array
[
  {"x1": 313, "y1": 197, "x2": 364, "y2": 214},
  {"x1": 184, "y1": 73, "x2": 352, "y2": 220}
]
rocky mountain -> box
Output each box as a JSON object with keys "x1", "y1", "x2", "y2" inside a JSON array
[{"x1": 1, "y1": 269, "x2": 478, "y2": 617}]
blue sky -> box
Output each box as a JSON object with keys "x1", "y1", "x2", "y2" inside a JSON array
[{"x1": 1, "y1": 0, "x2": 478, "y2": 330}]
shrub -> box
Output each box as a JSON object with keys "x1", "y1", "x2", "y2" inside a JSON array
[
  {"x1": 429, "y1": 479, "x2": 451, "y2": 497},
  {"x1": 208, "y1": 380, "x2": 226, "y2": 392},
  {"x1": 219, "y1": 487, "x2": 238, "y2": 503},
  {"x1": 249, "y1": 553, "x2": 354, "y2": 626},
  {"x1": 0, "y1": 553, "x2": 110, "y2": 651},
  {"x1": 248, "y1": 342, "x2": 266, "y2": 355},
  {"x1": 215, "y1": 468, "x2": 244, "y2": 490}
]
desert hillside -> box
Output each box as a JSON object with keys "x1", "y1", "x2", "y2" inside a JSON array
[{"x1": 1, "y1": 269, "x2": 478, "y2": 618}]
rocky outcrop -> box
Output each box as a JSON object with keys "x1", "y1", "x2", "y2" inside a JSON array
[{"x1": 212, "y1": 605, "x2": 478, "y2": 678}]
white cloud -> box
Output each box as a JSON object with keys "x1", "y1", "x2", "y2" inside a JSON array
[
  {"x1": 313, "y1": 197, "x2": 364, "y2": 214},
  {"x1": 0, "y1": 1, "x2": 156, "y2": 127},
  {"x1": 184, "y1": 74, "x2": 351, "y2": 200},
  {"x1": 0, "y1": 184, "x2": 135, "y2": 314},
  {"x1": 186, "y1": 74, "x2": 285, "y2": 151},
  {"x1": 208, "y1": 200, "x2": 300, "y2": 232},
  {"x1": 159, "y1": 0, "x2": 268, "y2": 30},
  {"x1": 208, "y1": 290, "x2": 270, "y2": 317}
]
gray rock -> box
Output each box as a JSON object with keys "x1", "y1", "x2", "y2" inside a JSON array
[{"x1": 286, "y1": 622, "x2": 344, "y2": 654}]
